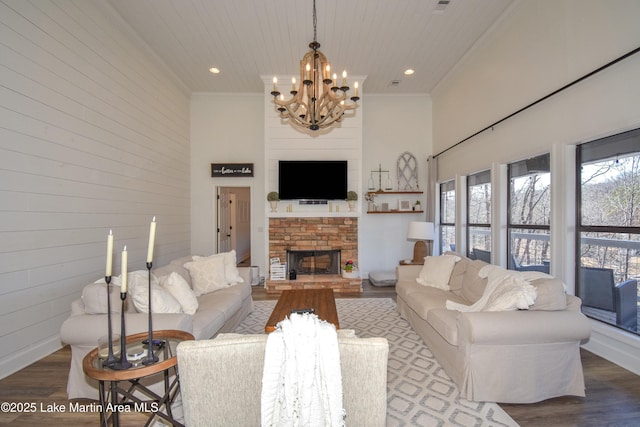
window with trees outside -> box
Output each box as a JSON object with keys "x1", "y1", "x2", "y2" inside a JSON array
[
  {"x1": 467, "y1": 170, "x2": 491, "y2": 260},
  {"x1": 507, "y1": 154, "x2": 551, "y2": 273},
  {"x1": 439, "y1": 180, "x2": 456, "y2": 254},
  {"x1": 577, "y1": 128, "x2": 640, "y2": 334}
]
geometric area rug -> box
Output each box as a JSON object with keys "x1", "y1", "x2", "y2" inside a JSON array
[{"x1": 234, "y1": 298, "x2": 519, "y2": 427}]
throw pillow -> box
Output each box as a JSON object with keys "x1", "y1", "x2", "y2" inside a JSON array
[
  {"x1": 160, "y1": 272, "x2": 199, "y2": 315},
  {"x1": 528, "y1": 277, "x2": 567, "y2": 311},
  {"x1": 481, "y1": 274, "x2": 537, "y2": 311},
  {"x1": 460, "y1": 260, "x2": 488, "y2": 303},
  {"x1": 223, "y1": 250, "x2": 244, "y2": 284},
  {"x1": 82, "y1": 277, "x2": 128, "y2": 314},
  {"x1": 128, "y1": 270, "x2": 182, "y2": 314},
  {"x1": 416, "y1": 255, "x2": 461, "y2": 290},
  {"x1": 193, "y1": 250, "x2": 244, "y2": 285},
  {"x1": 446, "y1": 253, "x2": 468, "y2": 296},
  {"x1": 184, "y1": 255, "x2": 229, "y2": 296},
  {"x1": 447, "y1": 265, "x2": 538, "y2": 312}
]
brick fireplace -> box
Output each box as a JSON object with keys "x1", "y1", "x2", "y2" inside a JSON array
[{"x1": 267, "y1": 217, "x2": 361, "y2": 293}]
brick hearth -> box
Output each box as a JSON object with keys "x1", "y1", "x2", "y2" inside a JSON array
[{"x1": 267, "y1": 217, "x2": 361, "y2": 293}]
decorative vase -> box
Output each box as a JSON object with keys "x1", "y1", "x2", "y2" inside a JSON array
[
  {"x1": 347, "y1": 200, "x2": 356, "y2": 211},
  {"x1": 269, "y1": 201, "x2": 278, "y2": 212},
  {"x1": 342, "y1": 269, "x2": 358, "y2": 278}
]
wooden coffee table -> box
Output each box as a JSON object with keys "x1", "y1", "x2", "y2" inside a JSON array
[{"x1": 265, "y1": 288, "x2": 339, "y2": 333}]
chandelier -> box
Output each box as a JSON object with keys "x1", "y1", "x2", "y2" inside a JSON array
[{"x1": 271, "y1": 0, "x2": 359, "y2": 132}]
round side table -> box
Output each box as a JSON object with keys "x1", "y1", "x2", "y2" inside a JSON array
[{"x1": 83, "y1": 329, "x2": 194, "y2": 427}]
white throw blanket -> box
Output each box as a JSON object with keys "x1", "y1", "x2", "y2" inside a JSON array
[
  {"x1": 446, "y1": 264, "x2": 541, "y2": 312},
  {"x1": 261, "y1": 313, "x2": 345, "y2": 427}
]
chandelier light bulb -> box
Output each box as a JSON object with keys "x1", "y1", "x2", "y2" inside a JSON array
[
  {"x1": 304, "y1": 63, "x2": 311, "y2": 82},
  {"x1": 324, "y1": 64, "x2": 331, "y2": 83},
  {"x1": 270, "y1": 76, "x2": 280, "y2": 97},
  {"x1": 350, "y1": 81, "x2": 360, "y2": 102},
  {"x1": 340, "y1": 70, "x2": 349, "y2": 91}
]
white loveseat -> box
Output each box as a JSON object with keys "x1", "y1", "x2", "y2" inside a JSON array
[
  {"x1": 60, "y1": 253, "x2": 253, "y2": 400},
  {"x1": 396, "y1": 252, "x2": 592, "y2": 403}
]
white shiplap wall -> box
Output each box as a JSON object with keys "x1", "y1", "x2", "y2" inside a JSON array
[{"x1": 0, "y1": 0, "x2": 191, "y2": 378}]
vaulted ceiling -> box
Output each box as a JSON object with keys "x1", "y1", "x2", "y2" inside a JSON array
[{"x1": 108, "y1": 0, "x2": 514, "y2": 94}]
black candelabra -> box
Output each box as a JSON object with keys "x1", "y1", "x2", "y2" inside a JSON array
[
  {"x1": 113, "y1": 291, "x2": 132, "y2": 370},
  {"x1": 142, "y1": 262, "x2": 159, "y2": 365},
  {"x1": 102, "y1": 276, "x2": 118, "y2": 368}
]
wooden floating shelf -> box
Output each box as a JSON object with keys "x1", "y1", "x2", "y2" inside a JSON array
[
  {"x1": 366, "y1": 191, "x2": 423, "y2": 195},
  {"x1": 367, "y1": 210, "x2": 424, "y2": 214}
]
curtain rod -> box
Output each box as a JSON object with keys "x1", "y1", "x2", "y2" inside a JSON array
[{"x1": 433, "y1": 45, "x2": 640, "y2": 159}]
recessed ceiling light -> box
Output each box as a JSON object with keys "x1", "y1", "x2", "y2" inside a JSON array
[
  {"x1": 404, "y1": 69, "x2": 415, "y2": 75},
  {"x1": 209, "y1": 67, "x2": 220, "y2": 74}
]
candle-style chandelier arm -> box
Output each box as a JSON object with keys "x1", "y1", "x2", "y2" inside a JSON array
[
  {"x1": 275, "y1": 91, "x2": 356, "y2": 130},
  {"x1": 274, "y1": 77, "x2": 357, "y2": 128}
]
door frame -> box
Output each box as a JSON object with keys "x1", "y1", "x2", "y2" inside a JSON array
[{"x1": 216, "y1": 186, "x2": 251, "y2": 263}]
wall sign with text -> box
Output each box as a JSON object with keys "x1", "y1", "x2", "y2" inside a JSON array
[{"x1": 211, "y1": 163, "x2": 254, "y2": 177}]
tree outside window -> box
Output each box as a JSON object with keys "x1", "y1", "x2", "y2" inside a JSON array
[
  {"x1": 507, "y1": 154, "x2": 551, "y2": 272},
  {"x1": 439, "y1": 180, "x2": 455, "y2": 254},
  {"x1": 467, "y1": 170, "x2": 491, "y2": 258}
]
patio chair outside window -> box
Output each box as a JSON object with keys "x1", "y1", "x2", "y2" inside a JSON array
[{"x1": 579, "y1": 267, "x2": 637, "y2": 330}]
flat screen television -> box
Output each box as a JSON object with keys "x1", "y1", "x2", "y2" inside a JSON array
[{"x1": 278, "y1": 160, "x2": 348, "y2": 200}]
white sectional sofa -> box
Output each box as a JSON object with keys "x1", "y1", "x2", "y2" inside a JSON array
[
  {"x1": 60, "y1": 253, "x2": 253, "y2": 400},
  {"x1": 396, "y1": 252, "x2": 592, "y2": 403}
]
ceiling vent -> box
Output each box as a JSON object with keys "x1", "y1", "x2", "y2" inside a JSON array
[
  {"x1": 433, "y1": 0, "x2": 451, "y2": 14},
  {"x1": 390, "y1": 80, "x2": 401, "y2": 87}
]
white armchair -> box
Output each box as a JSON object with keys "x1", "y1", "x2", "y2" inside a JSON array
[{"x1": 176, "y1": 332, "x2": 389, "y2": 426}]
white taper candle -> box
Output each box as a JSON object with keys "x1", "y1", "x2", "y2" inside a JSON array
[
  {"x1": 106, "y1": 230, "x2": 113, "y2": 277},
  {"x1": 121, "y1": 246, "x2": 128, "y2": 293},
  {"x1": 146, "y1": 216, "x2": 156, "y2": 263}
]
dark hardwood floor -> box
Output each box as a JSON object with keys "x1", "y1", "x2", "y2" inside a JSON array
[{"x1": 1, "y1": 281, "x2": 638, "y2": 426}]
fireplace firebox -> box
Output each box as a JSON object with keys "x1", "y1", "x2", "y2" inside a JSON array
[{"x1": 287, "y1": 249, "x2": 341, "y2": 276}]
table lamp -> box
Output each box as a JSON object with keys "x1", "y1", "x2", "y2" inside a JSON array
[{"x1": 407, "y1": 221, "x2": 434, "y2": 263}]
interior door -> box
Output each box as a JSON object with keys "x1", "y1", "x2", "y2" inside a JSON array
[
  {"x1": 217, "y1": 186, "x2": 251, "y2": 263},
  {"x1": 217, "y1": 188, "x2": 231, "y2": 252}
]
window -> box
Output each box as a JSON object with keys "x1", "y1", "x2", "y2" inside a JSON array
[
  {"x1": 467, "y1": 170, "x2": 491, "y2": 259},
  {"x1": 577, "y1": 128, "x2": 640, "y2": 334},
  {"x1": 507, "y1": 154, "x2": 551, "y2": 272},
  {"x1": 439, "y1": 180, "x2": 456, "y2": 254}
]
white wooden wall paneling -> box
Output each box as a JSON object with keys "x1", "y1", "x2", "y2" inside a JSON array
[
  {"x1": 3, "y1": 1, "x2": 188, "y2": 136},
  {"x1": 0, "y1": 0, "x2": 190, "y2": 377}
]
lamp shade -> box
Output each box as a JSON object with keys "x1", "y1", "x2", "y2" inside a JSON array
[{"x1": 407, "y1": 221, "x2": 434, "y2": 241}]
